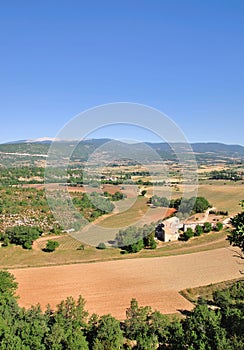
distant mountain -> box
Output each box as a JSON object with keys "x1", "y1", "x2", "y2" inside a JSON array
[
  {"x1": 0, "y1": 139, "x2": 244, "y2": 167},
  {"x1": 147, "y1": 142, "x2": 244, "y2": 158}
]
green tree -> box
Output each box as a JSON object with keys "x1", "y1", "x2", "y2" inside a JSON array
[
  {"x1": 203, "y1": 222, "x2": 212, "y2": 233},
  {"x1": 44, "y1": 240, "x2": 59, "y2": 252},
  {"x1": 96, "y1": 242, "x2": 106, "y2": 250},
  {"x1": 183, "y1": 227, "x2": 194, "y2": 241},
  {"x1": 124, "y1": 299, "x2": 159, "y2": 350},
  {"x1": 4, "y1": 226, "x2": 42, "y2": 249},
  {"x1": 195, "y1": 224, "x2": 203, "y2": 236},
  {"x1": 141, "y1": 190, "x2": 147, "y2": 197},
  {"x1": 215, "y1": 222, "x2": 223, "y2": 232},
  {"x1": 143, "y1": 232, "x2": 157, "y2": 249},
  {"x1": 183, "y1": 304, "x2": 231, "y2": 350},
  {"x1": 92, "y1": 315, "x2": 124, "y2": 350},
  {"x1": 0, "y1": 270, "x2": 18, "y2": 298},
  {"x1": 227, "y1": 203, "x2": 244, "y2": 254},
  {"x1": 193, "y1": 197, "x2": 210, "y2": 213}
]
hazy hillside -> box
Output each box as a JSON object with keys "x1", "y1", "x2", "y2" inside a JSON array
[{"x1": 0, "y1": 139, "x2": 244, "y2": 167}]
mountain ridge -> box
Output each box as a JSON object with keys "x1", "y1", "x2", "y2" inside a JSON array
[{"x1": 0, "y1": 139, "x2": 244, "y2": 166}]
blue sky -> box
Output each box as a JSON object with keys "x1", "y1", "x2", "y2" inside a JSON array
[{"x1": 0, "y1": 0, "x2": 243, "y2": 145}]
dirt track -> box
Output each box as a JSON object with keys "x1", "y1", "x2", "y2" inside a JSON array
[{"x1": 10, "y1": 247, "x2": 241, "y2": 319}]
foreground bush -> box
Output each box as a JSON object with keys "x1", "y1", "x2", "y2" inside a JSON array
[{"x1": 0, "y1": 271, "x2": 243, "y2": 349}]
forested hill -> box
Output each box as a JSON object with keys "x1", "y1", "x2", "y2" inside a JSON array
[{"x1": 0, "y1": 139, "x2": 243, "y2": 167}]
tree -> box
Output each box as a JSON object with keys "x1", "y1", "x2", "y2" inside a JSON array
[
  {"x1": 124, "y1": 299, "x2": 158, "y2": 350},
  {"x1": 115, "y1": 223, "x2": 155, "y2": 253},
  {"x1": 3, "y1": 226, "x2": 42, "y2": 249},
  {"x1": 144, "y1": 232, "x2": 157, "y2": 249},
  {"x1": 96, "y1": 242, "x2": 106, "y2": 250},
  {"x1": 150, "y1": 195, "x2": 169, "y2": 207},
  {"x1": 44, "y1": 240, "x2": 59, "y2": 252},
  {"x1": 0, "y1": 271, "x2": 18, "y2": 298},
  {"x1": 193, "y1": 197, "x2": 210, "y2": 213},
  {"x1": 183, "y1": 228, "x2": 194, "y2": 241},
  {"x1": 182, "y1": 304, "x2": 231, "y2": 350},
  {"x1": 215, "y1": 222, "x2": 223, "y2": 232},
  {"x1": 203, "y1": 222, "x2": 212, "y2": 233},
  {"x1": 92, "y1": 315, "x2": 124, "y2": 350},
  {"x1": 194, "y1": 224, "x2": 203, "y2": 236},
  {"x1": 227, "y1": 202, "x2": 244, "y2": 256},
  {"x1": 141, "y1": 190, "x2": 147, "y2": 197}
]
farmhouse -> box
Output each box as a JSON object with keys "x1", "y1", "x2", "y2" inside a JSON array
[{"x1": 156, "y1": 216, "x2": 180, "y2": 242}]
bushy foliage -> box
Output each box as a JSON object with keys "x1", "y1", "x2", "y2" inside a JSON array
[
  {"x1": 44, "y1": 240, "x2": 59, "y2": 252},
  {"x1": 210, "y1": 170, "x2": 242, "y2": 181},
  {"x1": 194, "y1": 224, "x2": 203, "y2": 236},
  {"x1": 150, "y1": 195, "x2": 169, "y2": 207},
  {"x1": 215, "y1": 222, "x2": 223, "y2": 231},
  {"x1": 182, "y1": 227, "x2": 194, "y2": 241},
  {"x1": 203, "y1": 222, "x2": 212, "y2": 233},
  {"x1": 227, "y1": 204, "x2": 244, "y2": 254},
  {"x1": 0, "y1": 271, "x2": 243, "y2": 349},
  {"x1": 115, "y1": 223, "x2": 156, "y2": 253},
  {"x1": 169, "y1": 196, "x2": 210, "y2": 217},
  {"x1": 2, "y1": 225, "x2": 42, "y2": 249},
  {"x1": 73, "y1": 192, "x2": 114, "y2": 222},
  {"x1": 96, "y1": 242, "x2": 106, "y2": 250}
]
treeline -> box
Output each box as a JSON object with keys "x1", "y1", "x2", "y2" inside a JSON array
[
  {"x1": 0, "y1": 270, "x2": 243, "y2": 350},
  {"x1": 150, "y1": 196, "x2": 210, "y2": 215},
  {"x1": 209, "y1": 170, "x2": 242, "y2": 181},
  {"x1": 181, "y1": 221, "x2": 223, "y2": 241},
  {"x1": 0, "y1": 226, "x2": 43, "y2": 249},
  {"x1": 103, "y1": 191, "x2": 126, "y2": 201}
]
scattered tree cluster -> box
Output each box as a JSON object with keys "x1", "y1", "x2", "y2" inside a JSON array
[
  {"x1": 0, "y1": 270, "x2": 243, "y2": 349},
  {"x1": 181, "y1": 221, "x2": 223, "y2": 241},
  {"x1": 103, "y1": 191, "x2": 126, "y2": 201},
  {"x1": 0, "y1": 225, "x2": 42, "y2": 249},
  {"x1": 209, "y1": 209, "x2": 229, "y2": 216},
  {"x1": 115, "y1": 223, "x2": 157, "y2": 253},
  {"x1": 150, "y1": 196, "x2": 211, "y2": 216},
  {"x1": 72, "y1": 192, "x2": 114, "y2": 221}
]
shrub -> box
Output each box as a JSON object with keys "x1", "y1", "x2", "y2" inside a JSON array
[
  {"x1": 4, "y1": 226, "x2": 42, "y2": 249},
  {"x1": 44, "y1": 240, "x2": 59, "y2": 252},
  {"x1": 194, "y1": 224, "x2": 203, "y2": 236},
  {"x1": 97, "y1": 242, "x2": 106, "y2": 250},
  {"x1": 203, "y1": 222, "x2": 212, "y2": 233},
  {"x1": 215, "y1": 222, "x2": 223, "y2": 231},
  {"x1": 182, "y1": 228, "x2": 194, "y2": 241}
]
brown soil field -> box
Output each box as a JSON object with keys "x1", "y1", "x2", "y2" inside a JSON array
[{"x1": 10, "y1": 246, "x2": 241, "y2": 319}]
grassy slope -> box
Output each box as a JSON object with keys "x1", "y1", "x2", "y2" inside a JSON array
[
  {"x1": 180, "y1": 277, "x2": 244, "y2": 304},
  {"x1": 0, "y1": 181, "x2": 242, "y2": 269},
  {"x1": 0, "y1": 230, "x2": 229, "y2": 269}
]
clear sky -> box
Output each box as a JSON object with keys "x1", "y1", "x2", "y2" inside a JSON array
[{"x1": 0, "y1": 0, "x2": 243, "y2": 145}]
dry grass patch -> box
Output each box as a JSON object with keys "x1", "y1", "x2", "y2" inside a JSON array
[
  {"x1": 180, "y1": 277, "x2": 244, "y2": 304},
  {"x1": 99, "y1": 196, "x2": 148, "y2": 228}
]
